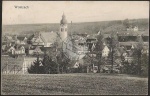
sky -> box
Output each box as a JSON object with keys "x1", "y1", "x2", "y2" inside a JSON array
[{"x1": 2, "y1": 1, "x2": 149, "y2": 25}]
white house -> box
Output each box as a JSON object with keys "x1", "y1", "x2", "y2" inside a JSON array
[
  {"x1": 127, "y1": 26, "x2": 138, "y2": 32},
  {"x1": 133, "y1": 26, "x2": 138, "y2": 31},
  {"x1": 8, "y1": 45, "x2": 25, "y2": 55},
  {"x1": 8, "y1": 46, "x2": 16, "y2": 55},
  {"x1": 102, "y1": 45, "x2": 110, "y2": 57}
]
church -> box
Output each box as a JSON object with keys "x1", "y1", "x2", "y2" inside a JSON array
[{"x1": 29, "y1": 13, "x2": 89, "y2": 65}]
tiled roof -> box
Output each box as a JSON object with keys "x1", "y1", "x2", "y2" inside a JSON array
[
  {"x1": 40, "y1": 32, "x2": 57, "y2": 44},
  {"x1": 17, "y1": 36, "x2": 26, "y2": 41}
]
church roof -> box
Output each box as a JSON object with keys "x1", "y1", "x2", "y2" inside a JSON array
[
  {"x1": 40, "y1": 31, "x2": 58, "y2": 44},
  {"x1": 60, "y1": 13, "x2": 67, "y2": 25}
]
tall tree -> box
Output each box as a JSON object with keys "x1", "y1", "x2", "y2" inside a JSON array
[
  {"x1": 141, "y1": 52, "x2": 149, "y2": 76},
  {"x1": 28, "y1": 55, "x2": 44, "y2": 74},
  {"x1": 42, "y1": 54, "x2": 58, "y2": 74},
  {"x1": 123, "y1": 18, "x2": 130, "y2": 28},
  {"x1": 107, "y1": 33, "x2": 119, "y2": 73},
  {"x1": 95, "y1": 31, "x2": 104, "y2": 73},
  {"x1": 132, "y1": 35, "x2": 144, "y2": 75}
]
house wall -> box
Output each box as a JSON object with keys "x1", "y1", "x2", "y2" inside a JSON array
[{"x1": 102, "y1": 46, "x2": 110, "y2": 57}]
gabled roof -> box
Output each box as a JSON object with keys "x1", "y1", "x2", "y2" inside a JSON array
[
  {"x1": 17, "y1": 36, "x2": 27, "y2": 41},
  {"x1": 28, "y1": 34, "x2": 35, "y2": 41},
  {"x1": 102, "y1": 45, "x2": 110, "y2": 51},
  {"x1": 40, "y1": 31, "x2": 57, "y2": 44}
]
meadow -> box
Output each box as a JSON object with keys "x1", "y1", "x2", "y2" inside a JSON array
[{"x1": 1, "y1": 73, "x2": 148, "y2": 95}]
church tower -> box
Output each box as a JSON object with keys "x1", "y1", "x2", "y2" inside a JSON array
[{"x1": 60, "y1": 13, "x2": 68, "y2": 41}]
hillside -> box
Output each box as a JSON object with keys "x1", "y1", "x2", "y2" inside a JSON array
[{"x1": 2, "y1": 18, "x2": 149, "y2": 35}]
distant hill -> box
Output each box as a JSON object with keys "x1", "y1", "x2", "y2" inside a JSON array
[{"x1": 2, "y1": 18, "x2": 148, "y2": 35}]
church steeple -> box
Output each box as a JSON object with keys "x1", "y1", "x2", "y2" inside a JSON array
[
  {"x1": 59, "y1": 13, "x2": 68, "y2": 41},
  {"x1": 60, "y1": 12, "x2": 67, "y2": 25}
]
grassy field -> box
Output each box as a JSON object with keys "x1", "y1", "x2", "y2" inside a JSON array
[{"x1": 1, "y1": 73, "x2": 148, "y2": 95}]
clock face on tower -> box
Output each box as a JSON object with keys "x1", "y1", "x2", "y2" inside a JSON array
[{"x1": 62, "y1": 35, "x2": 89, "y2": 60}]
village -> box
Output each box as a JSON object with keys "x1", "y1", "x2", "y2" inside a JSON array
[
  {"x1": 1, "y1": 1, "x2": 149, "y2": 95},
  {"x1": 1, "y1": 13, "x2": 149, "y2": 75}
]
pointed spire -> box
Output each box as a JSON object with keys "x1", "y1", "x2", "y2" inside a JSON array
[
  {"x1": 60, "y1": 12, "x2": 67, "y2": 24},
  {"x1": 62, "y1": 12, "x2": 66, "y2": 18}
]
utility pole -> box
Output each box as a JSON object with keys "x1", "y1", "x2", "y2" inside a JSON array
[
  {"x1": 6, "y1": 64, "x2": 8, "y2": 74},
  {"x1": 56, "y1": 37, "x2": 60, "y2": 74},
  {"x1": 6, "y1": 62, "x2": 8, "y2": 74},
  {"x1": 14, "y1": 65, "x2": 15, "y2": 74},
  {"x1": 110, "y1": 35, "x2": 114, "y2": 73}
]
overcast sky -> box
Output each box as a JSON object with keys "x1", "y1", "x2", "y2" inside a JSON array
[{"x1": 2, "y1": 1, "x2": 149, "y2": 25}]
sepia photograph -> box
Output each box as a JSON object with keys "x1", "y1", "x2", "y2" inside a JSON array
[{"x1": 1, "y1": 1, "x2": 149, "y2": 95}]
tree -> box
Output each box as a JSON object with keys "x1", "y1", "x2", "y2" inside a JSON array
[
  {"x1": 57, "y1": 53, "x2": 70, "y2": 73},
  {"x1": 123, "y1": 18, "x2": 130, "y2": 28},
  {"x1": 95, "y1": 31, "x2": 104, "y2": 73},
  {"x1": 132, "y1": 35, "x2": 144, "y2": 75},
  {"x1": 28, "y1": 56, "x2": 44, "y2": 74},
  {"x1": 107, "y1": 33, "x2": 119, "y2": 73},
  {"x1": 42, "y1": 54, "x2": 58, "y2": 74},
  {"x1": 141, "y1": 52, "x2": 149, "y2": 76}
]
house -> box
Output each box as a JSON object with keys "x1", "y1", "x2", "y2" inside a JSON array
[
  {"x1": 40, "y1": 31, "x2": 58, "y2": 47},
  {"x1": 15, "y1": 46, "x2": 26, "y2": 55},
  {"x1": 13, "y1": 35, "x2": 27, "y2": 45},
  {"x1": 102, "y1": 45, "x2": 110, "y2": 57},
  {"x1": 127, "y1": 25, "x2": 138, "y2": 32},
  {"x1": 141, "y1": 46, "x2": 149, "y2": 55},
  {"x1": 28, "y1": 46, "x2": 44, "y2": 55},
  {"x1": 8, "y1": 46, "x2": 16, "y2": 55},
  {"x1": 124, "y1": 57, "x2": 134, "y2": 63},
  {"x1": 63, "y1": 35, "x2": 88, "y2": 60},
  {"x1": 86, "y1": 35, "x2": 98, "y2": 51},
  {"x1": 7, "y1": 45, "x2": 26, "y2": 55},
  {"x1": 2, "y1": 35, "x2": 15, "y2": 47},
  {"x1": 3, "y1": 35, "x2": 13, "y2": 42},
  {"x1": 30, "y1": 31, "x2": 58, "y2": 47},
  {"x1": 31, "y1": 33, "x2": 44, "y2": 46}
]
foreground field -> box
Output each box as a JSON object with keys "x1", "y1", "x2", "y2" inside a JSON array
[{"x1": 1, "y1": 73, "x2": 148, "y2": 95}]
